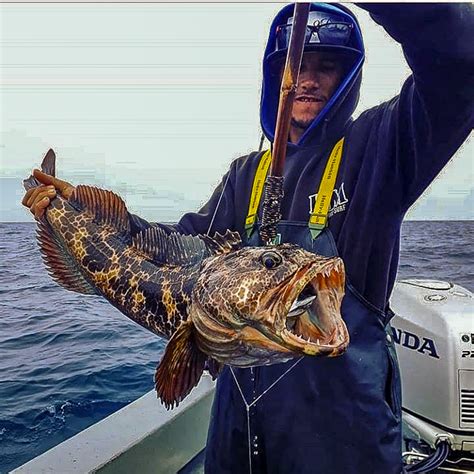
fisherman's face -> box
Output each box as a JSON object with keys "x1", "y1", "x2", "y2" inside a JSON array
[{"x1": 290, "y1": 52, "x2": 345, "y2": 141}]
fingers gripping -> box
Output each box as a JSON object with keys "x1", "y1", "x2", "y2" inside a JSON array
[
  {"x1": 21, "y1": 169, "x2": 75, "y2": 218},
  {"x1": 21, "y1": 185, "x2": 57, "y2": 218},
  {"x1": 33, "y1": 170, "x2": 74, "y2": 198},
  {"x1": 21, "y1": 150, "x2": 74, "y2": 219}
]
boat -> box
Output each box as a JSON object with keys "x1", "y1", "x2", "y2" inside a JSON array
[{"x1": 11, "y1": 279, "x2": 474, "y2": 474}]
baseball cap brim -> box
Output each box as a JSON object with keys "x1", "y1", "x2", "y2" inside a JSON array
[{"x1": 266, "y1": 44, "x2": 362, "y2": 68}]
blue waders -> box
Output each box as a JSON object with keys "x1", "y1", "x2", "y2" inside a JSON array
[{"x1": 205, "y1": 222, "x2": 402, "y2": 474}]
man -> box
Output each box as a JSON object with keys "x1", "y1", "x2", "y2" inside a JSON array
[{"x1": 23, "y1": 3, "x2": 474, "y2": 473}]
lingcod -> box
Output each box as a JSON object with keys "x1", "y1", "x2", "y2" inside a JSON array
[{"x1": 24, "y1": 149, "x2": 349, "y2": 408}]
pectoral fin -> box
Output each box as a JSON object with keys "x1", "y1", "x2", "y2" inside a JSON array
[
  {"x1": 206, "y1": 358, "x2": 223, "y2": 380},
  {"x1": 155, "y1": 320, "x2": 207, "y2": 409}
]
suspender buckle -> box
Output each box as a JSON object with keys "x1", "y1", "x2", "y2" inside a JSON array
[
  {"x1": 309, "y1": 212, "x2": 328, "y2": 225},
  {"x1": 308, "y1": 221, "x2": 327, "y2": 240}
]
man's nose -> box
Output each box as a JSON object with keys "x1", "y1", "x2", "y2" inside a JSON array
[
  {"x1": 299, "y1": 76, "x2": 320, "y2": 91},
  {"x1": 299, "y1": 72, "x2": 321, "y2": 88}
]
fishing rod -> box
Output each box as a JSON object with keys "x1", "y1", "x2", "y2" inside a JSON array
[{"x1": 259, "y1": 2, "x2": 311, "y2": 245}]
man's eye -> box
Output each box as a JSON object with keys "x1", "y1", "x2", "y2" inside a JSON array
[{"x1": 321, "y1": 61, "x2": 337, "y2": 71}]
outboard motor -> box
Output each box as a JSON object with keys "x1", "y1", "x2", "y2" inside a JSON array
[{"x1": 390, "y1": 279, "x2": 474, "y2": 473}]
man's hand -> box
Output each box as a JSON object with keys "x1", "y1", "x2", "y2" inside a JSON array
[{"x1": 22, "y1": 169, "x2": 75, "y2": 219}]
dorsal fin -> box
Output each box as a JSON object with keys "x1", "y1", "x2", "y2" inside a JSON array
[
  {"x1": 132, "y1": 227, "x2": 242, "y2": 266},
  {"x1": 200, "y1": 230, "x2": 242, "y2": 255},
  {"x1": 132, "y1": 226, "x2": 210, "y2": 266},
  {"x1": 69, "y1": 185, "x2": 130, "y2": 234}
]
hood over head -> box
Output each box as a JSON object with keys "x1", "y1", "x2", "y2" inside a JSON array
[{"x1": 261, "y1": 3, "x2": 365, "y2": 149}]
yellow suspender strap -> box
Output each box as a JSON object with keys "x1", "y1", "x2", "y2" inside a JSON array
[
  {"x1": 308, "y1": 136, "x2": 345, "y2": 239},
  {"x1": 244, "y1": 149, "x2": 272, "y2": 238},
  {"x1": 244, "y1": 137, "x2": 345, "y2": 240}
]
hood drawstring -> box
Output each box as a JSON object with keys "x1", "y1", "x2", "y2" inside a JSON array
[
  {"x1": 321, "y1": 118, "x2": 330, "y2": 143},
  {"x1": 258, "y1": 133, "x2": 266, "y2": 152}
]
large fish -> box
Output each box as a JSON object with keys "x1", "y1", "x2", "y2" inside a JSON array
[{"x1": 24, "y1": 150, "x2": 349, "y2": 408}]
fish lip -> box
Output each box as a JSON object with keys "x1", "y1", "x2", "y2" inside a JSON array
[{"x1": 259, "y1": 258, "x2": 349, "y2": 356}]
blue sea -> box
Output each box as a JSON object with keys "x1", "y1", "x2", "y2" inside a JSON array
[{"x1": 1, "y1": 220, "x2": 473, "y2": 473}]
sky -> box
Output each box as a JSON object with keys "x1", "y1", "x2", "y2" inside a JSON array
[{"x1": 0, "y1": 3, "x2": 472, "y2": 222}]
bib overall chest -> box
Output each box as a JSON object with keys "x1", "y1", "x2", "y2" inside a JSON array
[{"x1": 204, "y1": 146, "x2": 402, "y2": 474}]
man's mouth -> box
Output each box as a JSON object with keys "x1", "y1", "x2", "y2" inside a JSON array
[{"x1": 295, "y1": 95, "x2": 324, "y2": 103}]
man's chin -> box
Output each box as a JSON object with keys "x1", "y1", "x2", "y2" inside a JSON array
[{"x1": 291, "y1": 117, "x2": 316, "y2": 130}]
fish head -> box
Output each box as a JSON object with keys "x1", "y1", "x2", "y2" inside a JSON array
[{"x1": 190, "y1": 243, "x2": 349, "y2": 366}]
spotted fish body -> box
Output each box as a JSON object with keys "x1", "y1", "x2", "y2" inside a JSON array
[
  {"x1": 24, "y1": 150, "x2": 349, "y2": 409},
  {"x1": 31, "y1": 184, "x2": 203, "y2": 339}
]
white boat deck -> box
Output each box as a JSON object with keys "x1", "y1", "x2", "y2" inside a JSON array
[{"x1": 11, "y1": 375, "x2": 215, "y2": 474}]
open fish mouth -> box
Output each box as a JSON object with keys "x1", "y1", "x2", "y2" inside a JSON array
[{"x1": 260, "y1": 258, "x2": 349, "y2": 357}]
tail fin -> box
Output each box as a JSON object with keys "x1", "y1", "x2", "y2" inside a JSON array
[{"x1": 23, "y1": 149, "x2": 56, "y2": 191}]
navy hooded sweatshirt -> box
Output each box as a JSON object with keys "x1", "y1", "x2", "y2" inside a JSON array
[{"x1": 131, "y1": 3, "x2": 474, "y2": 313}]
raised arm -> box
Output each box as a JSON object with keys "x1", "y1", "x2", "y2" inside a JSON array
[{"x1": 357, "y1": 3, "x2": 474, "y2": 209}]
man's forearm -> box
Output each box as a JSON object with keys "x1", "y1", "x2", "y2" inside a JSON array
[
  {"x1": 357, "y1": 3, "x2": 474, "y2": 59},
  {"x1": 352, "y1": 3, "x2": 473, "y2": 209}
]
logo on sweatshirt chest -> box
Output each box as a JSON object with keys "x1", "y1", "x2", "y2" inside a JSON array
[{"x1": 308, "y1": 182, "x2": 349, "y2": 219}]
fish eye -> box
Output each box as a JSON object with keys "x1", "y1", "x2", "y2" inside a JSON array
[{"x1": 260, "y1": 251, "x2": 282, "y2": 269}]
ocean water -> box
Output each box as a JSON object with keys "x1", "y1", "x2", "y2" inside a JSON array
[{"x1": 0, "y1": 220, "x2": 472, "y2": 473}]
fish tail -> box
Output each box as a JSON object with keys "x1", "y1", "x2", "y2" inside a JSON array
[
  {"x1": 22, "y1": 174, "x2": 40, "y2": 191},
  {"x1": 23, "y1": 149, "x2": 56, "y2": 191}
]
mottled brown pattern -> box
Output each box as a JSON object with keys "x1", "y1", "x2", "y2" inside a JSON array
[
  {"x1": 25, "y1": 154, "x2": 354, "y2": 409},
  {"x1": 39, "y1": 186, "x2": 349, "y2": 369},
  {"x1": 22, "y1": 152, "x2": 348, "y2": 409},
  {"x1": 190, "y1": 245, "x2": 348, "y2": 366},
  {"x1": 43, "y1": 195, "x2": 196, "y2": 340}
]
